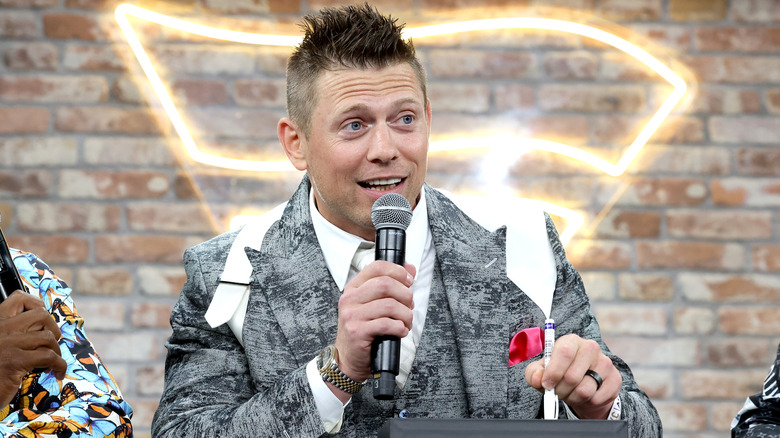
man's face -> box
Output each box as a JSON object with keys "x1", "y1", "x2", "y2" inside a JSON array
[{"x1": 283, "y1": 63, "x2": 431, "y2": 241}]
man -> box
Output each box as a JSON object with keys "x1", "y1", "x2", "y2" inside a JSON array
[
  {"x1": 731, "y1": 343, "x2": 780, "y2": 437},
  {"x1": 152, "y1": 4, "x2": 661, "y2": 437},
  {"x1": 0, "y1": 249, "x2": 133, "y2": 437}
]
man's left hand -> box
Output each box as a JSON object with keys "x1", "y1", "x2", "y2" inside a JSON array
[{"x1": 525, "y1": 333, "x2": 621, "y2": 420}]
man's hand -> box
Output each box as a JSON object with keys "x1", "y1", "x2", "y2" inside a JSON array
[
  {"x1": 332, "y1": 260, "x2": 415, "y2": 400},
  {"x1": 0, "y1": 291, "x2": 67, "y2": 408},
  {"x1": 525, "y1": 333, "x2": 621, "y2": 420}
]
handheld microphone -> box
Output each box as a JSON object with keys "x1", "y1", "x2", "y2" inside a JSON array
[
  {"x1": 370, "y1": 193, "x2": 412, "y2": 400},
  {"x1": 0, "y1": 213, "x2": 26, "y2": 304}
]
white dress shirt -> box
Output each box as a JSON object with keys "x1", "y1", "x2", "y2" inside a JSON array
[{"x1": 306, "y1": 189, "x2": 436, "y2": 433}]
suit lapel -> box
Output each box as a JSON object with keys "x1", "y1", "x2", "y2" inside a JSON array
[
  {"x1": 425, "y1": 186, "x2": 547, "y2": 418},
  {"x1": 242, "y1": 176, "x2": 340, "y2": 367}
]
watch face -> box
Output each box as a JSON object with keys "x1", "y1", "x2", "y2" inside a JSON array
[{"x1": 317, "y1": 345, "x2": 334, "y2": 371}]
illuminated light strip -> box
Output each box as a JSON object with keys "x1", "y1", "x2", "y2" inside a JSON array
[{"x1": 115, "y1": 4, "x2": 686, "y2": 176}]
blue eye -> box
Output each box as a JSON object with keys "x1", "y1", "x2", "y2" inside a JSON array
[
  {"x1": 401, "y1": 115, "x2": 413, "y2": 124},
  {"x1": 349, "y1": 121, "x2": 362, "y2": 131}
]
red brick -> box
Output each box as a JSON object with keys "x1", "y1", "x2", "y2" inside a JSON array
[
  {"x1": 636, "y1": 241, "x2": 744, "y2": 270},
  {"x1": 667, "y1": 210, "x2": 772, "y2": 240},
  {"x1": 631, "y1": 369, "x2": 674, "y2": 399},
  {"x1": 6, "y1": 235, "x2": 89, "y2": 264},
  {"x1": 75, "y1": 267, "x2": 133, "y2": 296},
  {"x1": 132, "y1": 302, "x2": 173, "y2": 328},
  {"x1": 58, "y1": 170, "x2": 169, "y2": 199},
  {"x1": 83, "y1": 137, "x2": 176, "y2": 166},
  {"x1": 712, "y1": 178, "x2": 780, "y2": 207},
  {"x1": 541, "y1": 51, "x2": 597, "y2": 80},
  {"x1": 420, "y1": 0, "x2": 530, "y2": 16},
  {"x1": 0, "y1": 107, "x2": 49, "y2": 134},
  {"x1": 428, "y1": 50, "x2": 538, "y2": 79},
  {"x1": 3, "y1": 43, "x2": 58, "y2": 70},
  {"x1": 604, "y1": 337, "x2": 700, "y2": 366},
  {"x1": 494, "y1": 84, "x2": 535, "y2": 110},
  {"x1": 737, "y1": 148, "x2": 780, "y2": 175},
  {"x1": 55, "y1": 107, "x2": 167, "y2": 135},
  {"x1": 579, "y1": 272, "x2": 616, "y2": 301},
  {"x1": 519, "y1": 176, "x2": 600, "y2": 207},
  {"x1": 75, "y1": 300, "x2": 126, "y2": 329},
  {"x1": 0, "y1": 0, "x2": 58, "y2": 5},
  {"x1": 594, "y1": 306, "x2": 667, "y2": 335},
  {"x1": 63, "y1": 45, "x2": 126, "y2": 71},
  {"x1": 697, "y1": 27, "x2": 780, "y2": 52},
  {"x1": 526, "y1": 115, "x2": 589, "y2": 145},
  {"x1": 600, "y1": 52, "x2": 659, "y2": 82},
  {"x1": 202, "y1": 0, "x2": 300, "y2": 13},
  {"x1": 566, "y1": 240, "x2": 632, "y2": 270},
  {"x1": 0, "y1": 75, "x2": 108, "y2": 103},
  {"x1": 706, "y1": 338, "x2": 775, "y2": 367},
  {"x1": 187, "y1": 108, "x2": 281, "y2": 139},
  {"x1": 256, "y1": 47, "x2": 293, "y2": 75},
  {"x1": 618, "y1": 178, "x2": 708, "y2": 206},
  {"x1": 630, "y1": 146, "x2": 730, "y2": 175},
  {"x1": 88, "y1": 333, "x2": 165, "y2": 361},
  {"x1": 733, "y1": 0, "x2": 780, "y2": 22},
  {"x1": 127, "y1": 203, "x2": 215, "y2": 233},
  {"x1": 670, "y1": 0, "x2": 728, "y2": 21},
  {"x1": 0, "y1": 137, "x2": 77, "y2": 167},
  {"x1": 539, "y1": 84, "x2": 646, "y2": 113},
  {"x1": 719, "y1": 307, "x2": 780, "y2": 334},
  {"x1": 684, "y1": 55, "x2": 780, "y2": 83},
  {"x1": 688, "y1": 86, "x2": 761, "y2": 114},
  {"x1": 618, "y1": 273, "x2": 674, "y2": 300},
  {"x1": 0, "y1": 171, "x2": 53, "y2": 198},
  {"x1": 111, "y1": 75, "x2": 142, "y2": 104},
  {"x1": 629, "y1": 24, "x2": 692, "y2": 51},
  {"x1": 135, "y1": 366, "x2": 165, "y2": 396},
  {"x1": 767, "y1": 89, "x2": 780, "y2": 114},
  {"x1": 710, "y1": 116, "x2": 780, "y2": 144},
  {"x1": 600, "y1": 0, "x2": 662, "y2": 20},
  {"x1": 680, "y1": 369, "x2": 767, "y2": 399},
  {"x1": 714, "y1": 402, "x2": 751, "y2": 431},
  {"x1": 43, "y1": 13, "x2": 106, "y2": 40},
  {"x1": 172, "y1": 79, "x2": 229, "y2": 106},
  {"x1": 67, "y1": 0, "x2": 194, "y2": 11},
  {"x1": 595, "y1": 210, "x2": 661, "y2": 238},
  {"x1": 673, "y1": 307, "x2": 715, "y2": 334},
  {"x1": 0, "y1": 12, "x2": 38, "y2": 38},
  {"x1": 94, "y1": 235, "x2": 198, "y2": 263},
  {"x1": 680, "y1": 273, "x2": 780, "y2": 302},
  {"x1": 427, "y1": 83, "x2": 490, "y2": 113},
  {"x1": 753, "y1": 245, "x2": 780, "y2": 272},
  {"x1": 654, "y1": 402, "x2": 708, "y2": 431},
  {"x1": 17, "y1": 203, "x2": 120, "y2": 232},
  {"x1": 150, "y1": 45, "x2": 255, "y2": 75},
  {"x1": 137, "y1": 266, "x2": 187, "y2": 296}
]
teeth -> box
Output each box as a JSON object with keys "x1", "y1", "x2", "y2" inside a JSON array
[{"x1": 366, "y1": 178, "x2": 402, "y2": 186}]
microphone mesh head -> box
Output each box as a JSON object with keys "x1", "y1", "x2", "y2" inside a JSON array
[{"x1": 371, "y1": 193, "x2": 412, "y2": 230}]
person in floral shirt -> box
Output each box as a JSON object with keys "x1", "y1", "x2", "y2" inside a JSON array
[{"x1": 0, "y1": 249, "x2": 132, "y2": 437}]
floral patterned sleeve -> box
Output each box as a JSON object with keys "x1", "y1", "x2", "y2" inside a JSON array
[{"x1": 0, "y1": 250, "x2": 133, "y2": 438}]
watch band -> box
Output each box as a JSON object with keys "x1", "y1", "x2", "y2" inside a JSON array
[{"x1": 318, "y1": 345, "x2": 367, "y2": 394}]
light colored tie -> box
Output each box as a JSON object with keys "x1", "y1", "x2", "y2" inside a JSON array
[{"x1": 351, "y1": 243, "x2": 375, "y2": 273}]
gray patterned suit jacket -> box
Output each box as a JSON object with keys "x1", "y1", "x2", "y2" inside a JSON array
[{"x1": 152, "y1": 176, "x2": 661, "y2": 438}]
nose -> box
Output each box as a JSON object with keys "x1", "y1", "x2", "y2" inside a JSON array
[{"x1": 366, "y1": 125, "x2": 399, "y2": 163}]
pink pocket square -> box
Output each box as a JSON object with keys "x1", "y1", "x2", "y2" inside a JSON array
[{"x1": 508, "y1": 326, "x2": 545, "y2": 367}]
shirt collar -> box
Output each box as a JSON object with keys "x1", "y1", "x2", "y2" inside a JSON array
[{"x1": 310, "y1": 188, "x2": 429, "y2": 291}]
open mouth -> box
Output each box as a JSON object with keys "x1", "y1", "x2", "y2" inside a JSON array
[{"x1": 359, "y1": 177, "x2": 403, "y2": 191}]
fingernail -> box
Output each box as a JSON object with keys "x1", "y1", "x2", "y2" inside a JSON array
[
  {"x1": 542, "y1": 380, "x2": 554, "y2": 390},
  {"x1": 407, "y1": 273, "x2": 414, "y2": 284}
]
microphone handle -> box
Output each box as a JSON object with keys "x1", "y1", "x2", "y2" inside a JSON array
[
  {"x1": 371, "y1": 227, "x2": 405, "y2": 400},
  {"x1": 0, "y1": 226, "x2": 25, "y2": 304}
]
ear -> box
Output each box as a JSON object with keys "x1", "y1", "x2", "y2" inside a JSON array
[
  {"x1": 278, "y1": 117, "x2": 308, "y2": 171},
  {"x1": 425, "y1": 100, "x2": 432, "y2": 137}
]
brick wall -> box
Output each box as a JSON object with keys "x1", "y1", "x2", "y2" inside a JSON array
[{"x1": 1, "y1": 0, "x2": 779, "y2": 436}]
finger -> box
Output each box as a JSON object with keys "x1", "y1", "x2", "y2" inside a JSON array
[
  {"x1": 0, "y1": 290, "x2": 44, "y2": 318},
  {"x1": 354, "y1": 260, "x2": 414, "y2": 288},
  {"x1": 549, "y1": 338, "x2": 602, "y2": 399},
  {"x1": 524, "y1": 359, "x2": 545, "y2": 390},
  {"x1": 345, "y1": 275, "x2": 414, "y2": 309},
  {"x1": 0, "y1": 307, "x2": 60, "y2": 338}
]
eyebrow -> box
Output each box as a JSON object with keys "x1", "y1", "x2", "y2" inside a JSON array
[{"x1": 338, "y1": 98, "x2": 423, "y2": 117}]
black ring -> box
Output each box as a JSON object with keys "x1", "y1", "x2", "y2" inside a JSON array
[{"x1": 585, "y1": 369, "x2": 603, "y2": 390}]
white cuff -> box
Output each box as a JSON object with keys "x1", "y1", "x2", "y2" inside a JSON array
[
  {"x1": 562, "y1": 395, "x2": 622, "y2": 420},
  {"x1": 306, "y1": 358, "x2": 348, "y2": 433}
]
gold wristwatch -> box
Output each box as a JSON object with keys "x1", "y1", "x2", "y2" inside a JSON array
[{"x1": 316, "y1": 345, "x2": 367, "y2": 394}]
